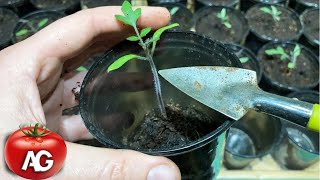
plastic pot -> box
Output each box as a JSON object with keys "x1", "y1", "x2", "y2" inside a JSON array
[
  {"x1": 0, "y1": 8, "x2": 18, "y2": 49},
  {"x1": 223, "y1": 110, "x2": 283, "y2": 169},
  {"x1": 240, "y1": 0, "x2": 288, "y2": 12},
  {"x1": 195, "y1": 0, "x2": 240, "y2": 12},
  {"x1": 152, "y1": 2, "x2": 193, "y2": 31},
  {"x1": 299, "y1": 8, "x2": 319, "y2": 56},
  {"x1": 245, "y1": 4, "x2": 303, "y2": 53},
  {"x1": 0, "y1": 0, "x2": 35, "y2": 16},
  {"x1": 80, "y1": 0, "x2": 130, "y2": 9},
  {"x1": 80, "y1": 31, "x2": 242, "y2": 179},
  {"x1": 258, "y1": 42, "x2": 319, "y2": 95},
  {"x1": 225, "y1": 43, "x2": 262, "y2": 83},
  {"x1": 30, "y1": 0, "x2": 80, "y2": 14},
  {"x1": 272, "y1": 90, "x2": 319, "y2": 169},
  {"x1": 11, "y1": 10, "x2": 65, "y2": 44},
  {"x1": 194, "y1": 6, "x2": 249, "y2": 44},
  {"x1": 290, "y1": 0, "x2": 319, "y2": 14}
]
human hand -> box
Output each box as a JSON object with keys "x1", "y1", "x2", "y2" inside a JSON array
[{"x1": 0, "y1": 6, "x2": 181, "y2": 180}]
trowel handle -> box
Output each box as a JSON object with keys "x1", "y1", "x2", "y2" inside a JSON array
[{"x1": 254, "y1": 91, "x2": 319, "y2": 132}]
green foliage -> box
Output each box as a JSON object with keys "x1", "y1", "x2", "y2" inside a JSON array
[
  {"x1": 260, "y1": 5, "x2": 281, "y2": 21},
  {"x1": 107, "y1": 54, "x2": 145, "y2": 72},
  {"x1": 170, "y1": 7, "x2": 180, "y2": 16},
  {"x1": 114, "y1": 1, "x2": 141, "y2": 27},
  {"x1": 140, "y1": 27, "x2": 151, "y2": 37},
  {"x1": 216, "y1": 8, "x2": 232, "y2": 29},
  {"x1": 265, "y1": 44, "x2": 301, "y2": 69},
  {"x1": 239, "y1": 57, "x2": 249, "y2": 63},
  {"x1": 76, "y1": 66, "x2": 87, "y2": 72},
  {"x1": 38, "y1": 18, "x2": 49, "y2": 28},
  {"x1": 16, "y1": 29, "x2": 29, "y2": 37}
]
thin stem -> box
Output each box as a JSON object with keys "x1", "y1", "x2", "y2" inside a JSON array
[
  {"x1": 146, "y1": 51, "x2": 167, "y2": 118},
  {"x1": 133, "y1": 25, "x2": 146, "y2": 49}
]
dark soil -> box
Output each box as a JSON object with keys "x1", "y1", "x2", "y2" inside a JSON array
[
  {"x1": 125, "y1": 103, "x2": 218, "y2": 149},
  {"x1": 0, "y1": 8, "x2": 18, "y2": 47},
  {"x1": 81, "y1": 0, "x2": 125, "y2": 8},
  {"x1": 302, "y1": 9, "x2": 319, "y2": 45},
  {"x1": 246, "y1": 5, "x2": 301, "y2": 41},
  {"x1": 197, "y1": 0, "x2": 238, "y2": 6},
  {"x1": 260, "y1": 44, "x2": 319, "y2": 88},
  {"x1": 195, "y1": 7, "x2": 248, "y2": 43},
  {"x1": 13, "y1": 12, "x2": 63, "y2": 43},
  {"x1": 31, "y1": 0, "x2": 77, "y2": 10}
]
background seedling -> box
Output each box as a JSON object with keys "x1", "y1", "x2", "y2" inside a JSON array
[
  {"x1": 107, "y1": 1, "x2": 179, "y2": 118},
  {"x1": 260, "y1": 5, "x2": 281, "y2": 21},
  {"x1": 234, "y1": 49, "x2": 249, "y2": 64},
  {"x1": 170, "y1": 7, "x2": 180, "y2": 16},
  {"x1": 76, "y1": 66, "x2": 87, "y2": 72},
  {"x1": 265, "y1": 44, "x2": 301, "y2": 69},
  {"x1": 216, "y1": 8, "x2": 232, "y2": 29},
  {"x1": 15, "y1": 18, "x2": 49, "y2": 37}
]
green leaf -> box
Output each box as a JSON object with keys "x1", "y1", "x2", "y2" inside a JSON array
[
  {"x1": 271, "y1": 6, "x2": 278, "y2": 15},
  {"x1": 293, "y1": 44, "x2": 301, "y2": 58},
  {"x1": 223, "y1": 22, "x2": 232, "y2": 28},
  {"x1": 115, "y1": 15, "x2": 132, "y2": 26},
  {"x1": 221, "y1": 8, "x2": 226, "y2": 18},
  {"x1": 170, "y1": 7, "x2": 180, "y2": 16},
  {"x1": 126, "y1": 35, "x2": 140, "y2": 41},
  {"x1": 15, "y1": 29, "x2": 29, "y2": 36},
  {"x1": 140, "y1": 27, "x2": 151, "y2": 37},
  {"x1": 260, "y1": 7, "x2": 271, "y2": 14},
  {"x1": 265, "y1": 48, "x2": 280, "y2": 55},
  {"x1": 239, "y1": 57, "x2": 249, "y2": 63},
  {"x1": 276, "y1": 46, "x2": 285, "y2": 54},
  {"x1": 76, "y1": 66, "x2": 87, "y2": 72},
  {"x1": 280, "y1": 54, "x2": 287, "y2": 60},
  {"x1": 38, "y1": 18, "x2": 49, "y2": 28},
  {"x1": 153, "y1": 23, "x2": 179, "y2": 41},
  {"x1": 107, "y1": 54, "x2": 139, "y2": 72},
  {"x1": 288, "y1": 62, "x2": 295, "y2": 69}
]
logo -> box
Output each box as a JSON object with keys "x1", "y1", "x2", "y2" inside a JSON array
[{"x1": 4, "y1": 123, "x2": 67, "y2": 180}]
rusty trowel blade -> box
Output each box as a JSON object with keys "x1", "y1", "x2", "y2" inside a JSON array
[{"x1": 158, "y1": 66, "x2": 259, "y2": 120}]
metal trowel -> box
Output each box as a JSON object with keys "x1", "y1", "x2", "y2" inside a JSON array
[{"x1": 158, "y1": 66, "x2": 319, "y2": 132}]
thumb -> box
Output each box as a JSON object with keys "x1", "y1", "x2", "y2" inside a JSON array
[{"x1": 54, "y1": 142, "x2": 181, "y2": 180}]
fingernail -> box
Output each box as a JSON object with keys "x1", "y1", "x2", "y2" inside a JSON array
[{"x1": 147, "y1": 165, "x2": 176, "y2": 180}]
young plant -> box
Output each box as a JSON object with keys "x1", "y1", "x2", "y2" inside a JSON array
[
  {"x1": 170, "y1": 7, "x2": 180, "y2": 16},
  {"x1": 265, "y1": 44, "x2": 301, "y2": 69},
  {"x1": 16, "y1": 18, "x2": 49, "y2": 37},
  {"x1": 216, "y1": 8, "x2": 232, "y2": 29},
  {"x1": 239, "y1": 57, "x2": 249, "y2": 63},
  {"x1": 260, "y1": 5, "x2": 281, "y2": 21},
  {"x1": 107, "y1": 1, "x2": 179, "y2": 118}
]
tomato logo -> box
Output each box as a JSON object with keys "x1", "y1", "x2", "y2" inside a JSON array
[{"x1": 4, "y1": 123, "x2": 67, "y2": 180}]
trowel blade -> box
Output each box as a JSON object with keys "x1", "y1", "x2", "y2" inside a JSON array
[{"x1": 159, "y1": 66, "x2": 259, "y2": 120}]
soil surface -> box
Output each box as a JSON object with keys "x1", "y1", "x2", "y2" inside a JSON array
[
  {"x1": 0, "y1": 8, "x2": 18, "y2": 46},
  {"x1": 302, "y1": 9, "x2": 319, "y2": 45},
  {"x1": 197, "y1": 0, "x2": 238, "y2": 6},
  {"x1": 81, "y1": 0, "x2": 124, "y2": 8},
  {"x1": 31, "y1": 0, "x2": 76, "y2": 9},
  {"x1": 196, "y1": 8, "x2": 248, "y2": 43},
  {"x1": 125, "y1": 103, "x2": 219, "y2": 149},
  {"x1": 260, "y1": 44, "x2": 319, "y2": 88},
  {"x1": 246, "y1": 5, "x2": 301, "y2": 41},
  {"x1": 14, "y1": 13, "x2": 63, "y2": 43}
]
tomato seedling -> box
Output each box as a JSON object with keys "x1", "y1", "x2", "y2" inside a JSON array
[
  {"x1": 260, "y1": 5, "x2": 282, "y2": 21},
  {"x1": 265, "y1": 44, "x2": 301, "y2": 69},
  {"x1": 217, "y1": 8, "x2": 232, "y2": 29},
  {"x1": 16, "y1": 18, "x2": 49, "y2": 37},
  {"x1": 5, "y1": 123, "x2": 67, "y2": 180},
  {"x1": 107, "y1": 1, "x2": 179, "y2": 118}
]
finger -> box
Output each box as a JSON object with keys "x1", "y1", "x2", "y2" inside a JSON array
[
  {"x1": 59, "y1": 115, "x2": 93, "y2": 142},
  {"x1": 54, "y1": 143, "x2": 181, "y2": 180},
  {"x1": 24, "y1": 6, "x2": 170, "y2": 62}
]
